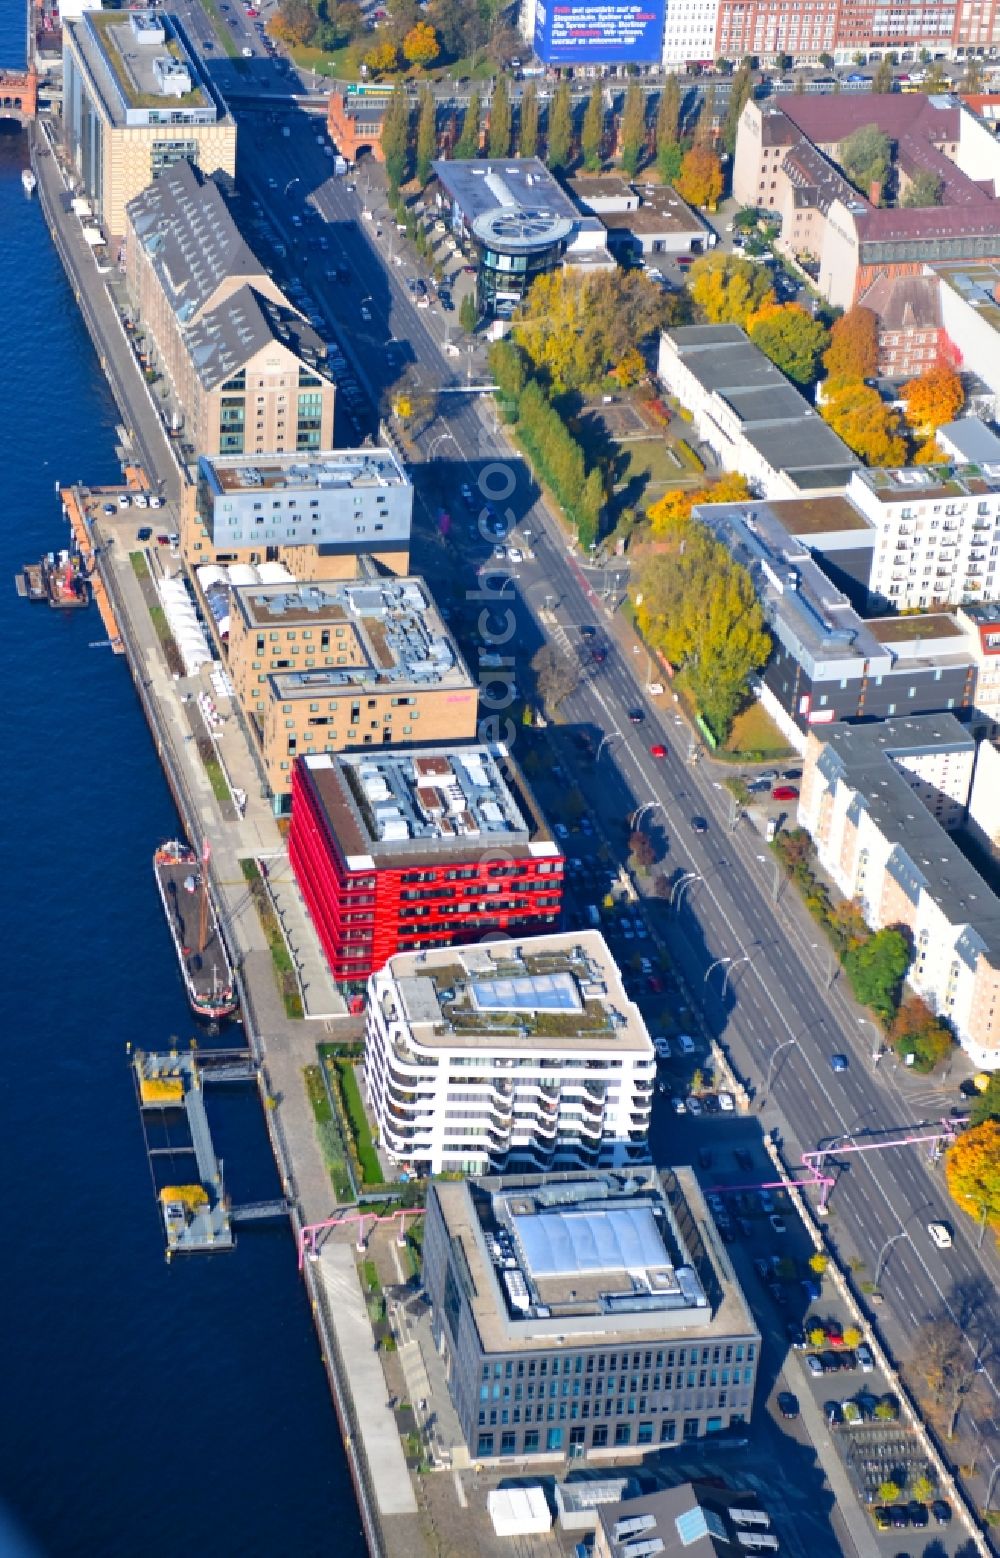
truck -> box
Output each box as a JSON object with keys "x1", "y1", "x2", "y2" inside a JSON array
[{"x1": 334, "y1": 155, "x2": 348, "y2": 176}]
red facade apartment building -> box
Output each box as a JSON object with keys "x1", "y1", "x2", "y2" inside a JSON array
[{"x1": 289, "y1": 745, "x2": 565, "y2": 984}]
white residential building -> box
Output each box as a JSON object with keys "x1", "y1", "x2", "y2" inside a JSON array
[
  {"x1": 799, "y1": 714, "x2": 1000, "y2": 1069},
  {"x1": 848, "y1": 464, "x2": 1000, "y2": 611},
  {"x1": 363, "y1": 932, "x2": 656, "y2": 1176},
  {"x1": 660, "y1": 0, "x2": 721, "y2": 66}
]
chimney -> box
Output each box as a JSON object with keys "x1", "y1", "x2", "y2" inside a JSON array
[{"x1": 869, "y1": 179, "x2": 882, "y2": 206}]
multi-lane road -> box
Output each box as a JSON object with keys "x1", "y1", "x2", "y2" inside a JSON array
[{"x1": 176, "y1": 37, "x2": 1000, "y2": 1506}]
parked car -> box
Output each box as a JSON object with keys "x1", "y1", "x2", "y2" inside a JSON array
[
  {"x1": 769, "y1": 1214, "x2": 786, "y2": 1235},
  {"x1": 136, "y1": 526, "x2": 153, "y2": 542},
  {"x1": 678, "y1": 1035, "x2": 697, "y2": 1055},
  {"x1": 806, "y1": 1355, "x2": 824, "y2": 1377},
  {"x1": 856, "y1": 1343, "x2": 874, "y2": 1372},
  {"x1": 777, "y1": 1392, "x2": 799, "y2": 1419},
  {"x1": 931, "y1": 1500, "x2": 952, "y2": 1525},
  {"x1": 686, "y1": 1096, "x2": 703, "y2": 1116},
  {"x1": 771, "y1": 785, "x2": 799, "y2": 801}
]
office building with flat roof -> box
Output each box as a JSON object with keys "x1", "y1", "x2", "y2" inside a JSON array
[
  {"x1": 567, "y1": 176, "x2": 709, "y2": 260},
  {"x1": 62, "y1": 9, "x2": 236, "y2": 237},
  {"x1": 695, "y1": 496, "x2": 985, "y2": 742},
  {"x1": 659, "y1": 326, "x2": 861, "y2": 498},
  {"x1": 288, "y1": 744, "x2": 564, "y2": 983},
  {"x1": 432, "y1": 159, "x2": 611, "y2": 319},
  {"x1": 226, "y1": 575, "x2": 478, "y2": 807},
  {"x1": 800, "y1": 713, "x2": 1000, "y2": 1068},
  {"x1": 364, "y1": 932, "x2": 656, "y2": 1176},
  {"x1": 422, "y1": 1165, "x2": 759, "y2": 1461},
  {"x1": 186, "y1": 447, "x2": 412, "y2": 574}
]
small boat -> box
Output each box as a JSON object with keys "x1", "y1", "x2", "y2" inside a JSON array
[
  {"x1": 21, "y1": 168, "x2": 36, "y2": 196},
  {"x1": 153, "y1": 839, "x2": 238, "y2": 1021}
]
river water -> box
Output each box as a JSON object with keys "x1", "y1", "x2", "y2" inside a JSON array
[{"x1": 0, "y1": 29, "x2": 363, "y2": 1557}]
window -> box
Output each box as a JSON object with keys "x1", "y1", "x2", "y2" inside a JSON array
[
  {"x1": 591, "y1": 1425, "x2": 608, "y2": 1448},
  {"x1": 500, "y1": 1432, "x2": 516, "y2": 1455},
  {"x1": 614, "y1": 1423, "x2": 632, "y2": 1446},
  {"x1": 546, "y1": 1428, "x2": 563, "y2": 1452},
  {"x1": 477, "y1": 1433, "x2": 494, "y2": 1456},
  {"x1": 660, "y1": 1419, "x2": 676, "y2": 1443},
  {"x1": 638, "y1": 1421, "x2": 654, "y2": 1445},
  {"x1": 523, "y1": 1430, "x2": 539, "y2": 1452}
]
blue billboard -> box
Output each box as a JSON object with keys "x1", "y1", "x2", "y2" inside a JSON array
[{"x1": 533, "y1": 0, "x2": 664, "y2": 65}]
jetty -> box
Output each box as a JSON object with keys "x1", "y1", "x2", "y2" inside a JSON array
[{"x1": 132, "y1": 1046, "x2": 274, "y2": 1255}]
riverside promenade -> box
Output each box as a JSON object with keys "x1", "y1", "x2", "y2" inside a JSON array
[{"x1": 32, "y1": 124, "x2": 424, "y2": 1558}]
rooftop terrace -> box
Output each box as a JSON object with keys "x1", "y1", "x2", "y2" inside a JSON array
[
  {"x1": 377, "y1": 932, "x2": 653, "y2": 1053},
  {"x1": 433, "y1": 1165, "x2": 758, "y2": 1350},
  {"x1": 72, "y1": 9, "x2": 220, "y2": 123},
  {"x1": 205, "y1": 448, "x2": 407, "y2": 496},
  {"x1": 298, "y1": 744, "x2": 558, "y2": 864}
]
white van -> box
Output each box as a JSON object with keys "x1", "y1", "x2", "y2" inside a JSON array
[{"x1": 927, "y1": 1221, "x2": 952, "y2": 1249}]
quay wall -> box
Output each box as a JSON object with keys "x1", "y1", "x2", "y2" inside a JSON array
[{"x1": 33, "y1": 117, "x2": 388, "y2": 1558}]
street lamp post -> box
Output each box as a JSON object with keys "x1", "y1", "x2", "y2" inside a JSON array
[
  {"x1": 986, "y1": 1460, "x2": 1000, "y2": 1512},
  {"x1": 630, "y1": 801, "x2": 664, "y2": 831},
  {"x1": 858, "y1": 1016, "x2": 883, "y2": 1066},
  {"x1": 670, "y1": 871, "x2": 701, "y2": 909},
  {"x1": 722, "y1": 953, "x2": 751, "y2": 1000},
  {"x1": 704, "y1": 955, "x2": 732, "y2": 986},
  {"x1": 874, "y1": 1229, "x2": 908, "y2": 1288},
  {"x1": 596, "y1": 732, "x2": 618, "y2": 763},
  {"x1": 283, "y1": 176, "x2": 300, "y2": 199},
  {"x1": 762, "y1": 1035, "x2": 798, "y2": 1103}
]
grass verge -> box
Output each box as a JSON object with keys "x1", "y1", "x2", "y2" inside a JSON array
[
  {"x1": 303, "y1": 1064, "x2": 354, "y2": 1199},
  {"x1": 723, "y1": 700, "x2": 794, "y2": 760},
  {"x1": 331, "y1": 1058, "x2": 382, "y2": 1185},
  {"x1": 196, "y1": 735, "x2": 231, "y2": 806},
  {"x1": 241, "y1": 858, "x2": 304, "y2": 1020},
  {"x1": 129, "y1": 550, "x2": 149, "y2": 580}
]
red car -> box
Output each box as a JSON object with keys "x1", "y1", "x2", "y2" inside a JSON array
[
  {"x1": 650, "y1": 744, "x2": 667, "y2": 759},
  {"x1": 772, "y1": 784, "x2": 799, "y2": 801}
]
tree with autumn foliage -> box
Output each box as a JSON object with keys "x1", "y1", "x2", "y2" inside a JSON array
[
  {"x1": 675, "y1": 145, "x2": 724, "y2": 208},
  {"x1": 402, "y1": 19, "x2": 439, "y2": 65},
  {"x1": 512, "y1": 269, "x2": 667, "y2": 393},
  {"x1": 945, "y1": 1121, "x2": 1000, "y2": 1234},
  {"x1": 823, "y1": 305, "x2": 879, "y2": 385},
  {"x1": 821, "y1": 380, "x2": 906, "y2": 466},
  {"x1": 901, "y1": 363, "x2": 964, "y2": 436},
  {"x1": 747, "y1": 302, "x2": 830, "y2": 385},
  {"x1": 689, "y1": 252, "x2": 775, "y2": 328},
  {"x1": 890, "y1": 994, "x2": 953, "y2": 1072},
  {"x1": 913, "y1": 439, "x2": 945, "y2": 465},
  {"x1": 363, "y1": 38, "x2": 399, "y2": 74},
  {"x1": 647, "y1": 473, "x2": 752, "y2": 539},
  {"x1": 270, "y1": 0, "x2": 317, "y2": 45},
  {"x1": 635, "y1": 493, "x2": 770, "y2": 734}
]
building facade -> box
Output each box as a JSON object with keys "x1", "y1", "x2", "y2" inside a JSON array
[
  {"x1": 186, "y1": 447, "x2": 412, "y2": 573},
  {"x1": 62, "y1": 9, "x2": 236, "y2": 237},
  {"x1": 799, "y1": 715, "x2": 1000, "y2": 1067},
  {"x1": 431, "y1": 159, "x2": 611, "y2": 320},
  {"x1": 849, "y1": 463, "x2": 1000, "y2": 609},
  {"x1": 326, "y1": 86, "x2": 389, "y2": 164},
  {"x1": 288, "y1": 745, "x2": 564, "y2": 983},
  {"x1": 422, "y1": 1168, "x2": 760, "y2": 1462},
  {"x1": 226, "y1": 576, "x2": 479, "y2": 806},
  {"x1": 125, "y1": 160, "x2": 335, "y2": 457},
  {"x1": 364, "y1": 933, "x2": 656, "y2": 1176}
]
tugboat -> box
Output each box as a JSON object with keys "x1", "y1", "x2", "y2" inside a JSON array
[
  {"x1": 21, "y1": 168, "x2": 36, "y2": 197},
  {"x1": 153, "y1": 839, "x2": 238, "y2": 1021}
]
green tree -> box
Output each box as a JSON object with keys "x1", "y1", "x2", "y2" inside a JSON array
[
  {"x1": 808, "y1": 1252, "x2": 828, "y2": 1274},
  {"x1": 748, "y1": 302, "x2": 830, "y2": 385},
  {"x1": 839, "y1": 123, "x2": 891, "y2": 194},
  {"x1": 821, "y1": 379, "x2": 906, "y2": 465},
  {"x1": 578, "y1": 465, "x2": 605, "y2": 548},
  {"x1": 842, "y1": 927, "x2": 909, "y2": 1022},
  {"x1": 488, "y1": 337, "x2": 527, "y2": 417},
  {"x1": 963, "y1": 55, "x2": 986, "y2": 91},
  {"x1": 657, "y1": 73, "x2": 680, "y2": 148},
  {"x1": 694, "y1": 84, "x2": 716, "y2": 148},
  {"x1": 921, "y1": 61, "x2": 950, "y2": 92},
  {"x1": 872, "y1": 55, "x2": 894, "y2": 93},
  {"x1": 488, "y1": 74, "x2": 511, "y2": 158},
  {"x1": 620, "y1": 81, "x2": 646, "y2": 177},
  {"x1": 547, "y1": 80, "x2": 573, "y2": 171},
  {"x1": 454, "y1": 91, "x2": 481, "y2": 158},
  {"x1": 721, "y1": 60, "x2": 754, "y2": 156},
  {"x1": 581, "y1": 83, "x2": 604, "y2": 171},
  {"x1": 415, "y1": 84, "x2": 436, "y2": 186},
  {"x1": 970, "y1": 1072, "x2": 1000, "y2": 1127},
  {"x1": 910, "y1": 1475, "x2": 934, "y2": 1504},
  {"x1": 877, "y1": 1480, "x2": 901, "y2": 1504},
  {"x1": 520, "y1": 80, "x2": 539, "y2": 157},
  {"x1": 459, "y1": 292, "x2": 478, "y2": 333},
  {"x1": 381, "y1": 85, "x2": 410, "y2": 196},
  {"x1": 902, "y1": 168, "x2": 943, "y2": 207},
  {"x1": 657, "y1": 137, "x2": 683, "y2": 185}
]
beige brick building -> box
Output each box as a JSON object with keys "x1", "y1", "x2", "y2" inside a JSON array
[
  {"x1": 63, "y1": 10, "x2": 236, "y2": 239},
  {"x1": 125, "y1": 161, "x2": 335, "y2": 458},
  {"x1": 226, "y1": 576, "x2": 479, "y2": 808},
  {"x1": 799, "y1": 715, "x2": 1000, "y2": 1070}
]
